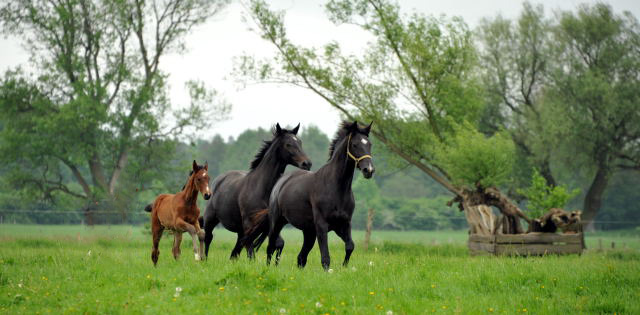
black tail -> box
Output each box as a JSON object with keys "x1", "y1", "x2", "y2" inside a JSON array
[
  {"x1": 198, "y1": 216, "x2": 204, "y2": 228},
  {"x1": 241, "y1": 209, "x2": 270, "y2": 251},
  {"x1": 144, "y1": 204, "x2": 152, "y2": 212}
]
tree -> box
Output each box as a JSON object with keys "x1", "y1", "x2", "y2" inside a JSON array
[
  {"x1": 544, "y1": 3, "x2": 640, "y2": 223},
  {"x1": 0, "y1": 0, "x2": 230, "y2": 210},
  {"x1": 476, "y1": 2, "x2": 556, "y2": 187},
  {"x1": 237, "y1": 0, "x2": 529, "y2": 234}
]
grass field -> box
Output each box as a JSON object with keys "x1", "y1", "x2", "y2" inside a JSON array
[{"x1": 1, "y1": 225, "x2": 639, "y2": 314}]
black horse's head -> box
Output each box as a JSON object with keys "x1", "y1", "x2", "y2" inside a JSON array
[
  {"x1": 346, "y1": 121, "x2": 374, "y2": 178},
  {"x1": 272, "y1": 123, "x2": 312, "y2": 170}
]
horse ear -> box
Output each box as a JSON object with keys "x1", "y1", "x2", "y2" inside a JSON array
[
  {"x1": 348, "y1": 120, "x2": 358, "y2": 132},
  {"x1": 275, "y1": 123, "x2": 282, "y2": 135},
  {"x1": 363, "y1": 121, "x2": 373, "y2": 135},
  {"x1": 204, "y1": 161, "x2": 208, "y2": 171},
  {"x1": 292, "y1": 123, "x2": 300, "y2": 135},
  {"x1": 192, "y1": 160, "x2": 198, "y2": 171}
]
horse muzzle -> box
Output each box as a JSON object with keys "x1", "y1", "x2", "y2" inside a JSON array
[
  {"x1": 299, "y1": 159, "x2": 312, "y2": 171},
  {"x1": 203, "y1": 192, "x2": 212, "y2": 200},
  {"x1": 360, "y1": 161, "x2": 375, "y2": 179}
]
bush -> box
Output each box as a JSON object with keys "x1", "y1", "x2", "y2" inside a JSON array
[{"x1": 518, "y1": 168, "x2": 580, "y2": 218}]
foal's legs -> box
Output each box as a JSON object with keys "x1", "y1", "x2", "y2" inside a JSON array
[
  {"x1": 266, "y1": 218, "x2": 286, "y2": 266},
  {"x1": 315, "y1": 218, "x2": 331, "y2": 270},
  {"x1": 335, "y1": 223, "x2": 355, "y2": 266},
  {"x1": 203, "y1": 216, "x2": 219, "y2": 259},
  {"x1": 172, "y1": 232, "x2": 183, "y2": 260},
  {"x1": 151, "y1": 216, "x2": 164, "y2": 266},
  {"x1": 175, "y1": 218, "x2": 202, "y2": 261},
  {"x1": 296, "y1": 229, "x2": 316, "y2": 268}
]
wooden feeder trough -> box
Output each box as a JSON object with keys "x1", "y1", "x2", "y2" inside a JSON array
[{"x1": 468, "y1": 233, "x2": 584, "y2": 256}]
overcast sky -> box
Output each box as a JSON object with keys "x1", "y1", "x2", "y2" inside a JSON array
[{"x1": 1, "y1": 0, "x2": 639, "y2": 140}]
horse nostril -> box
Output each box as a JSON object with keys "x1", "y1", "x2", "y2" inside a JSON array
[{"x1": 302, "y1": 160, "x2": 312, "y2": 170}]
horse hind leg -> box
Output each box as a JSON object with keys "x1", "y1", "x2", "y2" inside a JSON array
[
  {"x1": 266, "y1": 218, "x2": 286, "y2": 266},
  {"x1": 151, "y1": 220, "x2": 164, "y2": 266},
  {"x1": 203, "y1": 216, "x2": 219, "y2": 259},
  {"x1": 229, "y1": 233, "x2": 244, "y2": 260},
  {"x1": 172, "y1": 232, "x2": 183, "y2": 260}
]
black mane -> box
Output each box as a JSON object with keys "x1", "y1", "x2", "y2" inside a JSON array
[
  {"x1": 328, "y1": 121, "x2": 354, "y2": 160},
  {"x1": 250, "y1": 138, "x2": 274, "y2": 170}
]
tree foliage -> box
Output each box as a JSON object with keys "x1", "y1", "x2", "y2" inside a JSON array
[
  {"x1": 0, "y1": 0, "x2": 230, "y2": 209},
  {"x1": 238, "y1": 0, "x2": 518, "y2": 197},
  {"x1": 517, "y1": 169, "x2": 580, "y2": 218}
]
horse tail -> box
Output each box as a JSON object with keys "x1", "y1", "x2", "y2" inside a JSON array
[
  {"x1": 198, "y1": 216, "x2": 204, "y2": 229},
  {"x1": 241, "y1": 209, "x2": 270, "y2": 251},
  {"x1": 144, "y1": 203, "x2": 152, "y2": 212}
]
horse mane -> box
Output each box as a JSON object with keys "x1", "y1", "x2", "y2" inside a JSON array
[
  {"x1": 328, "y1": 121, "x2": 353, "y2": 160},
  {"x1": 249, "y1": 138, "x2": 274, "y2": 170}
]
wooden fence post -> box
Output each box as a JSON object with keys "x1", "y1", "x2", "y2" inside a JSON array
[{"x1": 364, "y1": 208, "x2": 374, "y2": 251}]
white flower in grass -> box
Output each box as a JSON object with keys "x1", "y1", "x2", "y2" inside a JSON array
[
  {"x1": 175, "y1": 287, "x2": 183, "y2": 293},
  {"x1": 315, "y1": 302, "x2": 323, "y2": 308},
  {"x1": 328, "y1": 268, "x2": 334, "y2": 273},
  {"x1": 368, "y1": 261, "x2": 374, "y2": 266},
  {"x1": 279, "y1": 308, "x2": 287, "y2": 313},
  {"x1": 387, "y1": 310, "x2": 394, "y2": 315},
  {"x1": 87, "y1": 250, "x2": 92, "y2": 256},
  {"x1": 351, "y1": 266, "x2": 357, "y2": 272}
]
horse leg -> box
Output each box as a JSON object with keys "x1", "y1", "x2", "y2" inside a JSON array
[
  {"x1": 229, "y1": 233, "x2": 244, "y2": 260},
  {"x1": 242, "y1": 217, "x2": 255, "y2": 260},
  {"x1": 335, "y1": 223, "x2": 354, "y2": 267},
  {"x1": 274, "y1": 235, "x2": 285, "y2": 266},
  {"x1": 172, "y1": 232, "x2": 183, "y2": 260},
  {"x1": 315, "y1": 219, "x2": 331, "y2": 271},
  {"x1": 194, "y1": 217, "x2": 205, "y2": 260},
  {"x1": 297, "y1": 229, "x2": 316, "y2": 268},
  {"x1": 266, "y1": 217, "x2": 286, "y2": 266},
  {"x1": 175, "y1": 218, "x2": 201, "y2": 261},
  {"x1": 204, "y1": 216, "x2": 219, "y2": 259},
  {"x1": 151, "y1": 218, "x2": 164, "y2": 266}
]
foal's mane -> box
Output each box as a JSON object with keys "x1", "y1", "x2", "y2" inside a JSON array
[{"x1": 328, "y1": 121, "x2": 354, "y2": 160}]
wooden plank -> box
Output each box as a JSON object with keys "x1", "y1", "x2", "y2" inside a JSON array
[
  {"x1": 468, "y1": 240, "x2": 495, "y2": 255},
  {"x1": 495, "y1": 243, "x2": 583, "y2": 256},
  {"x1": 494, "y1": 233, "x2": 582, "y2": 244},
  {"x1": 468, "y1": 234, "x2": 495, "y2": 243}
]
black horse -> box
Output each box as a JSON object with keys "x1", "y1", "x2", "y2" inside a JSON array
[
  {"x1": 202, "y1": 123, "x2": 311, "y2": 260},
  {"x1": 246, "y1": 121, "x2": 374, "y2": 270}
]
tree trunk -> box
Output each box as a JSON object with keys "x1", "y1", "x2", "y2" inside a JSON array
[
  {"x1": 364, "y1": 208, "x2": 374, "y2": 250},
  {"x1": 583, "y1": 165, "x2": 610, "y2": 226},
  {"x1": 538, "y1": 159, "x2": 557, "y2": 187},
  {"x1": 463, "y1": 205, "x2": 495, "y2": 235}
]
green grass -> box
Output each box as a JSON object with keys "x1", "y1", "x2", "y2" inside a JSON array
[{"x1": 1, "y1": 225, "x2": 639, "y2": 314}]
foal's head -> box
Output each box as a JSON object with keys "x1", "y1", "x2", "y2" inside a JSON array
[
  {"x1": 345, "y1": 121, "x2": 374, "y2": 178},
  {"x1": 189, "y1": 160, "x2": 212, "y2": 200}
]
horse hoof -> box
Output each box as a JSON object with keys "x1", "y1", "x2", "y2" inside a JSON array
[{"x1": 195, "y1": 253, "x2": 202, "y2": 261}]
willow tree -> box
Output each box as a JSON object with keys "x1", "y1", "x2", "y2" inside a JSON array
[
  {"x1": 0, "y1": 0, "x2": 230, "y2": 210},
  {"x1": 237, "y1": 0, "x2": 530, "y2": 234},
  {"x1": 544, "y1": 3, "x2": 640, "y2": 223}
]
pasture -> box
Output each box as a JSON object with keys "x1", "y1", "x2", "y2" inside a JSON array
[{"x1": 1, "y1": 225, "x2": 639, "y2": 314}]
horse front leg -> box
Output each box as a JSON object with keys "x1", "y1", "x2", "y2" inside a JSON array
[
  {"x1": 151, "y1": 214, "x2": 164, "y2": 266},
  {"x1": 175, "y1": 218, "x2": 202, "y2": 261},
  {"x1": 194, "y1": 217, "x2": 205, "y2": 260},
  {"x1": 315, "y1": 219, "x2": 331, "y2": 271},
  {"x1": 335, "y1": 223, "x2": 354, "y2": 266}
]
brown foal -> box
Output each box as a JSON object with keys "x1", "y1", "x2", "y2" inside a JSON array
[{"x1": 146, "y1": 160, "x2": 212, "y2": 265}]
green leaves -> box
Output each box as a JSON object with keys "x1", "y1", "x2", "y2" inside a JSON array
[
  {"x1": 517, "y1": 169, "x2": 580, "y2": 218},
  {"x1": 433, "y1": 122, "x2": 516, "y2": 189}
]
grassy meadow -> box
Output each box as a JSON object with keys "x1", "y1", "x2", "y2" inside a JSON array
[{"x1": 1, "y1": 224, "x2": 639, "y2": 314}]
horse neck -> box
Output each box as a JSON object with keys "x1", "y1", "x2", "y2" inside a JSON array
[
  {"x1": 182, "y1": 175, "x2": 200, "y2": 205},
  {"x1": 249, "y1": 142, "x2": 288, "y2": 200},
  {"x1": 323, "y1": 136, "x2": 356, "y2": 191}
]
